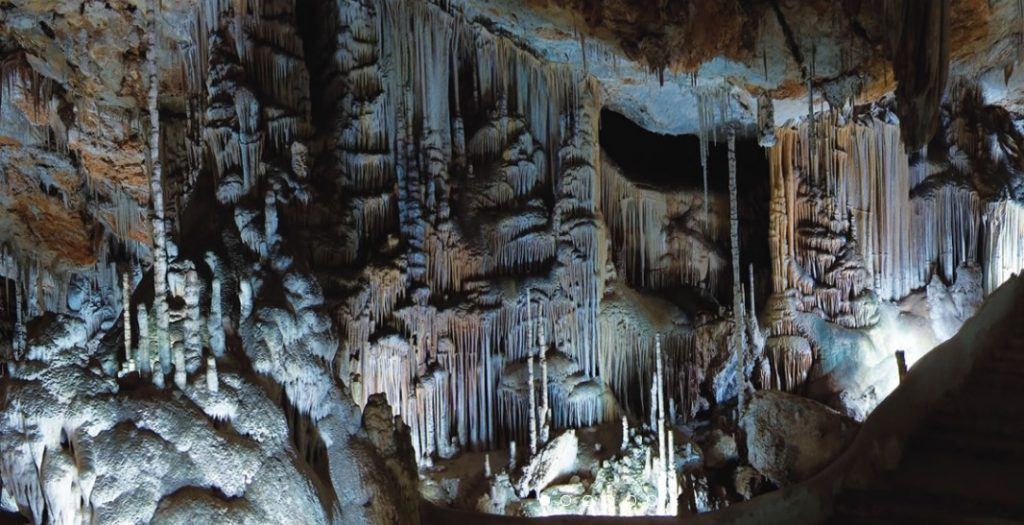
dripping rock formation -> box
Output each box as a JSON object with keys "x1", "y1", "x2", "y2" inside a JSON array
[{"x1": 1, "y1": 0, "x2": 1024, "y2": 523}]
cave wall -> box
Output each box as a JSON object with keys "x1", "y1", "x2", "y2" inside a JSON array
[{"x1": 1, "y1": 0, "x2": 1024, "y2": 523}]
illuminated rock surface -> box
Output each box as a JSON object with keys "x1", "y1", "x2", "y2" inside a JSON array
[{"x1": 0, "y1": 0, "x2": 1023, "y2": 523}]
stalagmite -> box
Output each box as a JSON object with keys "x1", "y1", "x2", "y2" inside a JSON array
[
  {"x1": 649, "y1": 374, "x2": 658, "y2": 431},
  {"x1": 621, "y1": 416, "x2": 629, "y2": 451},
  {"x1": 184, "y1": 269, "x2": 202, "y2": 365},
  {"x1": 136, "y1": 303, "x2": 150, "y2": 375},
  {"x1": 147, "y1": 0, "x2": 171, "y2": 375},
  {"x1": 239, "y1": 280, "x2": 253, "y2": 319},
  {"x1": 206, "y1": 355, "x2": 218, "y2": 392},
  {"x1": 153, "y1": 363, "x2": 165, "y2": 389},
  {"x1": 667, "y1": 430, "x2": 677, "y2": 512},
  {"x1": 484, "y1": 453, "x2": 492, "y2": 477},
  {"x1": 205, "y1": 252, "x2": 225, "y2": 357},
  {"x1": 122, "y1": 271, "x2": 132, "y2": 365},
  {"x1": 509, "y1": 441, "x2": 517, "y2": 470},
  {"x1": 173, "y1": 349, "x2": 187, "y2": 389}
]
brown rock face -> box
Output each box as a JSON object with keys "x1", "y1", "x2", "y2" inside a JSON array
[{"x1": 558, "y1": 0, "x2": 754, "y2": 74}]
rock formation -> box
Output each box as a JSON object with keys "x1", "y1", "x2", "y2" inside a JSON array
[{"x1": 0, "y1": 0, "x2": 1023, "y2": 522}]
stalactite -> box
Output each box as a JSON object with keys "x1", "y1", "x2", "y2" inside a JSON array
[
  {"x1": 757, "y1": 91, "x2": 776, "y2": 148},
  {"x1": 654, "y1": 333, "x2": 667, "y2": 512},
  {"x1": 696, "y1": 84, "x2": 732, "y2": 225},
  {"x1": 538, "y1": 322, "x2": 550, "y2": 446},
  {"x1": 806, "y1": 74, "x2": 816, "y2": 184},
  {"x1": 12, "y1": 283, "x2": 25, "y2": 359},
  {"x1": 727, "y1": 128, "x2": 747, "y2": 408},
  {"x1": 148, "y1": 0, "x2": 171, "y2": 375},
  {"x1": 527, "y1": 291, "x2": 538, "y2": 456}
]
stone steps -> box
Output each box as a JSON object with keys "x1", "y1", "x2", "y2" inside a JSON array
[
  {"x1": 829, "y1": 312, "x2": 1024, "y2": 524},
  {"x1": 833, "y1": 490, "x2": 1024, "y2": 524}
]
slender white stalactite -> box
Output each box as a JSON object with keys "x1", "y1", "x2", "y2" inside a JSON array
[
  {"x1": 748, "y1": 263, "x2": 756, "y2": 316},
  {"x1": 526, "y1": 291, "x2": 537, "y2": 456},
  {"x1": 655, "y1": 332, "x2": 667, "y2": 512},
  {"x1": 539, "y1": 319, "x2": 550, "y2": 446},
  {"x1": 147, "y1": 0, "x2": 171, "y2": 376},
  {"x1": 728, "y1": 127, "x2": 747, "y2": 410},
  {"x1": 13, "y1": 278, "x2": 25, "y2": 358}
]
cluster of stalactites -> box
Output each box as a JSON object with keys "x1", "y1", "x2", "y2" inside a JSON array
[
  {"x1": 0, "y1": 52, "x2": 66, "y2": 154},
  {"x1": 331, "y1": 0, "x2": 610, "y2": 461},
  {"x1": 597, "y1": 305, "x2": 697, "y2": 420},
  {"x1": 770, "y1": 113, "x2": 987, "y2": 314},
  {"x1": 355, "y1": 271, "x2": 614, "y2": 458},
  {"x1": 984, "y1": 199, "x2": 1024, "y2": 293},
  {"x1": 4, "y1": 47, "x2": 147, "y2": 259},
  {"x1": 380, "y1": 0, "x2": 581, "y2": 168},
  {"x1": 759, "y1": 291, "x2": 812, "y2": 393},
  {"x1": 0, "y1": 245, "x2": 123, "y2": 335},
  {"x1": 601, "y1": 158, "x2": 726, "y2": 292},
  {"x1": 185, "y1": 0, "x2": 310, "y2": 206},
  {"x1": 552, "y1": 87, "x2": 604, "y2": 378},
  {"x1": 695, "y1": 83, "x2": 733, "y2": 224},
  {"x1": 378, "y1": 0, "x2": 582, "y2": 295},
  {"x1": 352, "y1": 333, "x2": 456, "y2": 464}
]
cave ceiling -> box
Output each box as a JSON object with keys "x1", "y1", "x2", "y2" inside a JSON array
[{"x1": 0, "y1": 0, "x2": 1016, "y2": 277}]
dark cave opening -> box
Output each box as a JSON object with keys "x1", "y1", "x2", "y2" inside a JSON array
[{"x1": 599, "y1": 108, "x2": 772, "y2": 312}]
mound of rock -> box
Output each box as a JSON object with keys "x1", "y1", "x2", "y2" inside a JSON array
[{"x1": 740, "y1": 390, "x2": 859, "y2": 486}]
